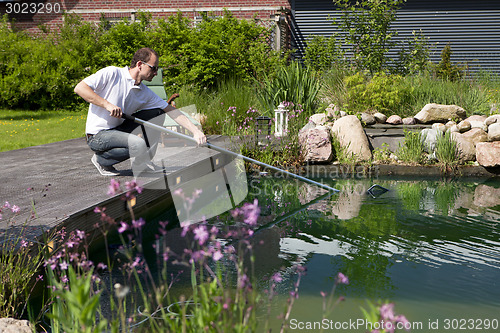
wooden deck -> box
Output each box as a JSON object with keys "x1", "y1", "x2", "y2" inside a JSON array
[{"x1": 0, "y1": 135, "x2": 233, "y2": 244}]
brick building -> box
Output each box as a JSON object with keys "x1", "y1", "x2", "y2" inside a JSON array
[{"x1": 1, "y1": 0, "x2": 291, "y2": 33}]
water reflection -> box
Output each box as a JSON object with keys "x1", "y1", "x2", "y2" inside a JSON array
[{"x1": 245, "y1": 177, "x2": 500, "y2": 330}]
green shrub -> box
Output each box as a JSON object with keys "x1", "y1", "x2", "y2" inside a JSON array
[
  {"x1": 154, "y1": 10, "x2": 283, "y2": 88},
  {"x1": 0, "y1": 11, "x2": 281, "y2": 109},
  {"x1": 434, "y1": 43, "x2": 463, "y2": 81},
  {"x1": 333, "y1": 0, "x2": 405, "y2": 73},
  {"x1": 304, "y1": 35, "x2": 345, "y2": 71},
  {"x1": 394, "y1": 30, "x2": 432, "y2": 75},
  {"x1": 343, "y1": 72, "x2": 413, "y2": 114},
  {"x1": 0, "y1": 16, "x2": 86, "y2": 109}
]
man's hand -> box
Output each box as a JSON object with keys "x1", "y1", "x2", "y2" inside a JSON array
[
  {"x1": 105, "y1": 103, "x2": 122, "y2": 118},
  {"x1": 193, "y1": 129, "x2": 207, "y2": 145}
]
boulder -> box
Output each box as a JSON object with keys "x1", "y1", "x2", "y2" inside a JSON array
[
  {"x1": 299, "y1": 125, "x2": 333, "y2": 163},
  {"x1": 462, "y1": 128, "x2": 488, "y2": 146},
  {"x1": 361, "y1": 112, "x2": 376, "y2": 125},
  {"x1": 476, "y1": 141, "x2": 500, "y2": 167},
  {"x1": 309, "y1": 113, "x2": 327, "y2": 126},
  {"x1": 386, "y1": 115, "x2": 402, "y2": 124},
  {"x1": 402, "y1": 117, "x2": 416, "y2": 125},
  {"x1": 373, "y1": 112, "x2": 387, "y2": 123},
  {"x1": 414, "y1": 103, "x2": 467, "y2": 124},
  {"x1": 445, "y1": 120, "x2": 457, "y2": 129},
  {"x1": 448, "y1": 124, "x2": 460, "y2": 133},
  {"x1": 465, "y1": 115, "x2": 488, "y2": 131},
  {"x1": 0, "y1": 319, "x2": 32, "y2": 333},
  {"x1": 432, "y1": 123, "x2": 447, "y2": 132},
  {"x1": 485, "y1": 114, "x2": 500, "y2": 126},
  {"x1": 457, "y1": 120, "x2": 471, "y2": 133},
  {"x1": 488, "y1": 123, "x2": 500, "y2": 141},
  {"x1": 331, "y1": 115, "x2": 372, "y2": 161},
  {"x1": 421, "y1": 128, "x2": 442, "y2": 153},
  {"x1": 451, "y1": 132, "x2": 476, "y2": 162}
]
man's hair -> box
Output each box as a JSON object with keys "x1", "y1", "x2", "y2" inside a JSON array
[{"x1": 130, "y1": 48, "x2": 158, "y2": 68}]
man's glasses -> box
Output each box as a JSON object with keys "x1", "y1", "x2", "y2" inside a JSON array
[{"x1": 142, "y1": 61, "x2": 158, "y2": 72}]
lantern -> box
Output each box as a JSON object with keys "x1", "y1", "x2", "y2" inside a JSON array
[
  {"x1": 255, "y1": 116, "x2": 272, "y2": 146},
  {"x1": 274, "y1": 102, "x2": 289, "y2": 137}
]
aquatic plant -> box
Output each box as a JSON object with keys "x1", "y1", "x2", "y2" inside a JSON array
[{"x1": 397, "y1": 130, "x2": 425, "y2": 164}]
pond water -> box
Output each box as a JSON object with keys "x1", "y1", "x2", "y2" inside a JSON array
[
  {"x1": 211, "y1": 176, "x2": 500, "y2": 332},
  {"x1": 91, "y1": 175, "x2": 500, "y2": 332}
]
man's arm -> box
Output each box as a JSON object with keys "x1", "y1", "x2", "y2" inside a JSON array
[
  {"x1": 164, "y1": 106, "x2": 207, "y2": 145},
  {"x1": 74, "y1": 81, "x2": 123, "y2": 118}
]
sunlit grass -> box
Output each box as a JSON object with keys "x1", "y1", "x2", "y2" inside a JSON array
[{"x1": 0, "y1": 108, "x2": 87, "y2": 152}]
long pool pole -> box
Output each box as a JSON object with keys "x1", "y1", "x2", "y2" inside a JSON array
[{"x1": 123, "y1": 114, "x2": 339, "y2": 193}]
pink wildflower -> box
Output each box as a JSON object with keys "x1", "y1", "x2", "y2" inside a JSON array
[
  {"x1": 107, "y1": 178, "x2": 121, "y2": 196},
  {"x1": 336, "y1": 272, "x2": 349, "y2": 285}
]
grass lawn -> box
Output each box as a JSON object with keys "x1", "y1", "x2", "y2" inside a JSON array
[{"x1": 0, "y1": 108, "x2": 87, "y2": 152}]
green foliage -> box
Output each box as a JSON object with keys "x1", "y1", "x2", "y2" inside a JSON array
[
  {"x1": 403, "y1": 75, "x2": 491, "y2": 116},
  {"x1": 0, "y1": 15, "x2": 87, "y2": 109},
  {"x1": 239, "y1": 103, "x2": 306, "y2": 168},
  {"x1": 372, "y1": 143, "x2": 393, "y2": 163},
  {"x1": 257, "y1": 61, "x2": 321, "y2": 117},
  {"x1": 47, "y1": 266, "x2": 107, "y2": 333},
  {"x1": 0, "y1": 11, "x2": 281, "y2": 109},
  {"x1": 304, "y1": 34, "x2": 345, "y2": 71},
  {"x1": 395, "y1": 30, "x2": 432, "y2": 75},
  {"x1": 343, "y1": 72, "x2": 413, "y2": 113},
  {"x1": 435, "y1": 130, "x2": 459, "y2": 167},
  {"x1": 153, "y1": 10, "x2": 283, "y2": 88},
  {"x1": 333, "y1": 0, "x2": 406, "y2": 73},
  {"x1": 397, "y1": 130, "x2": 425, "y2": 164},
  {"x1": 0, "y1": 221, "x2": 48, "y2": 319},
  {"x1": 434, "y1": 43, "x2": 463, "y2": 81}
]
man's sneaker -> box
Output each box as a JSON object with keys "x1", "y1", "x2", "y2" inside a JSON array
[{"x1": 91, "y1": 154, "x2": 121, "y2": 176}]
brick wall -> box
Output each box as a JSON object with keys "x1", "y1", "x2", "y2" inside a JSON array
[{"x1": 1, "y1": 0, "x2": 291, "y2": 34}]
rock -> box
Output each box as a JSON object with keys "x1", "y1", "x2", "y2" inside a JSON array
[
  {"x1": 462, "y1": 128, "x2": 488, "y2": 146},
  {"x1": 476, "y1": 141, "x2": 500, "y2": 167},
  {"x1": 465, "y1": 115, "x2": 488, "y2": 131},
  {"x1": 457, "y1": 120, "x2": 471, "y2": 133},
  {"x1": 445, "y1": 120, "x2": 457, "y2": 129},
  {"x1": 488, "y1": 123, "x2": 500, "y2": 141},
  {"x1": 309, "y1": 113, "x2": 327, "y2": 126},
  {"x1": 432, "y1": 123, "x2": 447, "y2": 132},
  {"x1": 414, "y1": 103, "x2": 467, "y2": 124},
  {"x1": 386, "y1": 115, "x2": 402, "y2": 124},
  {"x1": 373, "y1": 112, "x2": 388, "y2": 123},
  {"x1": 448, "y1": 124, "x2": 459, "y2": 133},
  {"x1": 402, "y1": 117, "x2": 416, "y2": 125},
  {"x1": 339, "y1": 110, "x2": 348, "y2": 117},
  {"x1": 360, "y1": 112, "x2": 376, "y2": 125},
  {"x1": 451, "y1": 132, "x2": 476, "y2": 162},
  {"x1": 0, "y1": 318, "x2": 33, "y2": 333},
  {"x1": 298, "y1": 125, "x2": 333, "y2": 163},
  {"x1": 485, "y1": 114, "x2": 500, "y2": 126},
  {"x1": 331, "y1": 115, "x2": 372, "y2": 161},
  {"x1": 473, "y1": 184, "x2": 500, "y2": 208},
  {"x1": 420, "y1": 128, "x2": 442, "y2": 153}
]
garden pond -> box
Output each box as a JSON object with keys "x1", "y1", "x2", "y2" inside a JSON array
[{"x1": 93, "y1": 175, "x2": 500, "y2": 332}]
